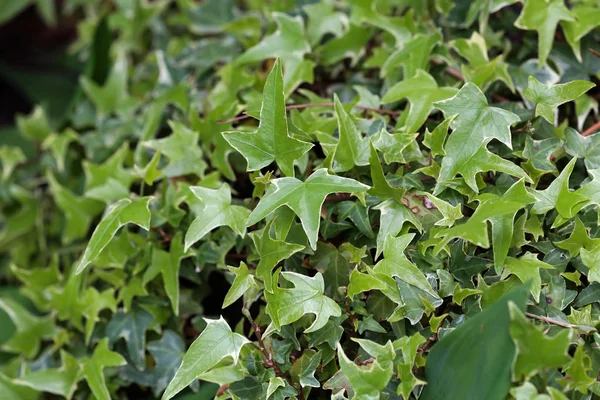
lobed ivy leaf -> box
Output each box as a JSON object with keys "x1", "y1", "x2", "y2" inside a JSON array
[
  {"x1": 75, "y1": 197, "x2": 153, "y2": 274},
  {"x1": 265, "y1": 271, "x2": 341, "y2": 333},
  {"x1": 247, "y1": 169, "x2": 369, "y2": 250},
  {"x1": 434, "y1": 82, "x2": 520, "y2": 192},
  {"x1": 514, "y1": 0, "x2": 574, "y2": 68},
  {"x1": 332, "y1": 94, "x2": 370, "y2": 172},
  {"x1": 162, "y1": 317, "x2": 249, "y2": 400},
  {"x1": 523, "y1": 76, "x2": 595, "y2": 124},
  {"x1": 509, "y1": 304, "x2": 572, "y2": 379},
  {"x1": 222, "y1": 59, "x2": 312, "y2": 176},
  {"x1": 250, "y1": 221, "x2": 304, "y2": 293},
  {"x1": 184, "y1": 183, "x2": 250, "y2": 251},
  {"x1": 382, "y1": 70, "x2": 457, "y2": 134},
  {"x1": 83, "y1": 338, "x2": 127, "y2": 400}
]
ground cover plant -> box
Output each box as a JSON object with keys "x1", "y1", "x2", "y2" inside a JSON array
[{"x1": 0, "y1": 0, "x2": 600, "y2": 399}]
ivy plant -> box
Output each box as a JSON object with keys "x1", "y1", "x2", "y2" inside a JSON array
[{"x1": 0, "y1": 0, "x2": 600, "y2": 399}]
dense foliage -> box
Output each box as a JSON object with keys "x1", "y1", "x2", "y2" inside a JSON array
[{"x1": 1, "y1": 0, "x2": 600, "y2": 399}]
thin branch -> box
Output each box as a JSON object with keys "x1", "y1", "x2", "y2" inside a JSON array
[
  {"x1": 582, "y1": 120, "x2": 600, "y2": 137},
  {"x1": 216, "y1": 103, "x2": 400, "y2": 124},
  {"x1": 444, "y1": 66, "x2": 464, "y2": 81},
  {"x1": 242, "y1": 308, "x2": 305, "y2": 400},
  {"x1": 525, "y1": 312, "x2": 574, "y2": 329}
]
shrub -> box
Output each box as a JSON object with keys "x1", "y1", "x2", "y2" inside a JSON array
[{"x1": 0, "y1": 1, "x2": 599, "y2": 399}]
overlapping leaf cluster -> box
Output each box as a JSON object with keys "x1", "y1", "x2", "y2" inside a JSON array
[{"x1": 0, "y1": 0, "x2": 599, "y2": 399}]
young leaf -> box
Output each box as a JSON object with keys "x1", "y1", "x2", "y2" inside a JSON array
[
  {"x1": 83, "y1": 339, "x2": 127, "y2": 400},
  {"x1": 236, "y1": 14, "x2": 310, "y2": 66},
  {"x1": 503, "y1": 253, "x2": 554, "y2": 302},
  {"x1": 75, "y1": 197, "x2": 153, "y2": 274},
  {"x1": 381, "y1": 70, "x2": 457, "y2": 133},
  {"x1": 13, "y1": 351, "x2": 82, "y2": 398},
  {"x1": 162, "y1": 317, "x2": 249, "y2": 400},
  {"x1": 436, "y1": 180, "x2": 536, "y2": 273},
  {"x1": 222, "y1": 59, "x2": 312, "y2": 176},
  {"x1": 336, "y1": 339, "x2": 395, "y2": 399},
  {"x1": 223, "y1": 262, "x2": 259, "y2": 308},
  {"x1": 509, "y1": 304, "x2": 572, "y2": 379},
  {"x1": 332, "y1": 94, "x2": 369, "y2": 172},
  {"x1": 143, "y1": 122, "x2": 206, "y2": 178},
  {"x1": 250, "y1": 222, "x2": 304, "y2": 293},
  {"x1": 246, "y1": 169, "x2": 369, "y2": 250},
  {"x1": 265, "y1": 271, "x2": 341, "y2": 333},
  {"x1": 434, "y1": 83, "x2": 520, "y2": 191},
  {"x1": 368, "y1": 143, "x2": 406, "y2": 204},
  {"x1": 514, "y1": 0, "x2": 574, "y2": 67},
  {"x1": 47, "y1": 173, "x2": 104, "y2": 244},
  {"x1": 374, "y1": 234, "x2": 439, "y2": 299},
  {"x1": 523, "y1": 76, "x2": 595, "y2": 124},
  {"x1": 0, "y1": 298, "x2": 55, "y2": 359},
  {"x1": 184, "y1": 183, "x2": 250, "y2": 251}
]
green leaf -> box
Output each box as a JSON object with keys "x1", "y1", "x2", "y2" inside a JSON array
[
  {"x1": 237, "y1": 13, "x2": 310, "y2": 66},
  {"x1": 580, "y1": 246, "x2": 600, "y2": 284},
  {"x1": 559, "y1": 344, "x2": 596, "y2": 393},
  {"x1": 434, "y1": 82, "x2": 520, "y2": 191},
  {"x1": 162, "y1": 317, "x2": 249, "y2": 400},
  {"x1": 265, "y1": 271, "x2": 341, "y2": 333},
  {"x1": 80, "y1": 53, "x2": 134, "y2": 115},
  {"x1": 332, "y1": 94, "x2": 369, "y2": 172},
  {"x1": 503, "y1": 253, "x2": 554, "y2": 302},
  {"x1": 83, "y1": 338, "x2": 127, "y2": 400},
  {"x1": 561, "y1": 4, "x2": 600, "y2": 62},
  {"x1": 564, "y1": 128, "x2": 600, "y2": 170},
  {"x1": 153, "y1": 232, "x2": 190, "y2": 315},
  {"x1": 106, "y1": 307, "x2": 154, "y2": 370},
  {"x1": 336, "y1": 339, "x2": 395, "y2": 399},
  {"x1": 223, "y1": 262, "x2": 259, "y2": 308},
  {"x1": 509, "y1": 304, "x2": 572, "y2": 379},
  {"x1": 423, "y1": 115, "x2": 453, "y2": 157},
  {"x1": 373, "y1": 198, "x2": 422, "y2": 257},
  {"x1": 420, "y1": 286, "x2": 529, "y2": 400},
  {"x1": 554, "y1": 217, "x2": 600, "y2": 257},
  {"x1": 425, "y1": 194, "x2": 463, "y2": 227},
  {"x1": 143, "y1": 121, "x2": 207, "y2": 178},
  {"x1": 0, "y1": 297, "x2": 55, "y2": 359},
  {"x1": 0, "y1": 146, "x2": 25, "y2": 180},
  {"x1": 291, "y1": 349, "x2": 322, "y2": 388},
  {"x1": 514, "y1": 0, "x2": 575, "y2": 67},
  {"x1": 368, "y1": 143, "x2": 406, "y2": 204},
  {"x1": 16, "y1": 105, "x2": 52, "y2": 142},
  {"x1": 148, "y1": 331, "x2": 186, "y2": 394},
  {"x1": 381, "y1": 32, "x2": 442, "y2": 79},
  {"x1": 318, "y1": 23, "x2": 371, "y2": 66},
  {"x1": 83, "y1": 144, "x2": 134, "y2": 202},
  {"x1": 523, "y1": 76, "x2": 595, "y2": 124},
  {"x1": 41, "y1": 129, "x2": 78, "y2": 172},
  {"x1": 382, "y1": 70, "x2": 457, "y2": 133},
  {"x1": 83, "y1": 287, "x2": 117, "y2": 344},
  {"x1": 371, "y1": 129, "x2": 418, "y2": 165},
  {"x1": 304, "y1": 2, "x2": 347, "y2": 46},
  {"x1": 184, "y1": 183, "x2": 250, "y2": 251},
  {"x1": 374, "y1": 234, "x2": 439, "y2": 299},
  {"x1": 14, "y1": 351, "x2": 82, "y2": 398},
  {"x1": 0, "y1": 372, "x2": 38, "y2": 400},
  {"x1": 247, "y1": 169, "x2": 369, "y2": 250},
  {"x1": 250, "y1": 221, "x2": 304, "y2": 293},
  {"x1": 435, "y1": 180, "x2": 536, "y2": 270},
  {"x1": 47, "y1": 173, "x2": 104, "y2": 244},
  {"x1": 531, "y1": 157, "x2": 588, "y2": 220},
  {"x1": 223, "y1": 59, "x2": 312, "y2": 176},
  {"x1": 75, "y1": 197, "x2": 153, "y2": 274}
]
